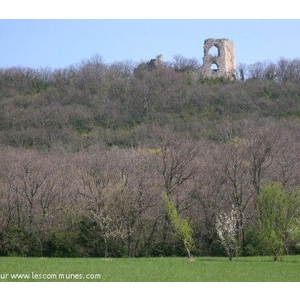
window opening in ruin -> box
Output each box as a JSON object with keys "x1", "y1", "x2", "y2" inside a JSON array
[
  {"x1": 211, "y1": 63, "x2": 219, "y2": 71},
  {"x1": 208, "y1": 45, "x2": 219, "y2": 57}
]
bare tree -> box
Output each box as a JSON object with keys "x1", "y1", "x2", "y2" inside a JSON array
[{"x1": 222, "y1": 141, "x2": 255, "y2": 251}]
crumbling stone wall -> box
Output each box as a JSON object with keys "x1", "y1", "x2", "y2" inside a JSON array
[
  {"x1": 134, "y1": 54, "x2": 164, "y2": 77},
  {"x1": 201, "y1": 38, "x2": 236, "y2": 80}
]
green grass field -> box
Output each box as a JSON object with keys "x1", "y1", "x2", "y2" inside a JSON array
[{"x1": 0, "y1": 256, "x2": 300, "y2": 282}]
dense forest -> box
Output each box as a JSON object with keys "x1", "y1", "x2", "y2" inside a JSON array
[{"x1": 1, "y1": 55, "x2": 300, "y2": 258}]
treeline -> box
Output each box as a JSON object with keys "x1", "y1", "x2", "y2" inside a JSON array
[
  {"x1": 1, "y1": 55, "x2": 300, "y2": 258},
  {"x1": 0, "y1": 121, "x2": 300, "y2": 257},
  {"x1": 1, "y1": 56, "x2": 300, "y2": 150}
]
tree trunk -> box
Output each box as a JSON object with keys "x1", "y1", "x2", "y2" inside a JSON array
[
  {"x1": 127, "y1": 229, "x2": 133, "y2": 257},
  {"x1": 104, "y1": 240, "x2": 108, "y2": 258},
  {"x1": 186, "y1": 247, "x2": 192, "y2": 260}
]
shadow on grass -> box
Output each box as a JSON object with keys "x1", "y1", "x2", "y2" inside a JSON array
[{"x1": 195, "y1": 256, "x2": 300, "y2": 264}]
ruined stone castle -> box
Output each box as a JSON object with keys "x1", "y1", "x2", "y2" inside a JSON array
[
  {"x1": 201, "y1": 38, "x2": 236, "y2": 80},
  {"x1": 135, "y1": 38, "x2": 236, "y2": 80}
]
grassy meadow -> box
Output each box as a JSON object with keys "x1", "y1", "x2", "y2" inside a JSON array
[{"x1": 0, "y1": 256, "x2": 300, "y2": 282}]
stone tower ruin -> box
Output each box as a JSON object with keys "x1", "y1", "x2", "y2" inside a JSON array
[{"x1": 201, "y1": 38, "x2": 236, "y2": 80}]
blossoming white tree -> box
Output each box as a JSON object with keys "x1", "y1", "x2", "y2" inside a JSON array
[
  {"x1": 91, "y1": 210, "x2": 126, "y2": 258},
  {"x1": 216, "y1": 206, "x2": 241, "y2": 261}
]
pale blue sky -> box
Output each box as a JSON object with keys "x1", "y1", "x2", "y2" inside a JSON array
[{"x1": 0, "y1": 19, "x2": 299, "y2": 69}]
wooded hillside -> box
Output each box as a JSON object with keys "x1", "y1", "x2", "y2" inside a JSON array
[{"x1": 1, "y1": 56, "x2": 300, "y2": 258}]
